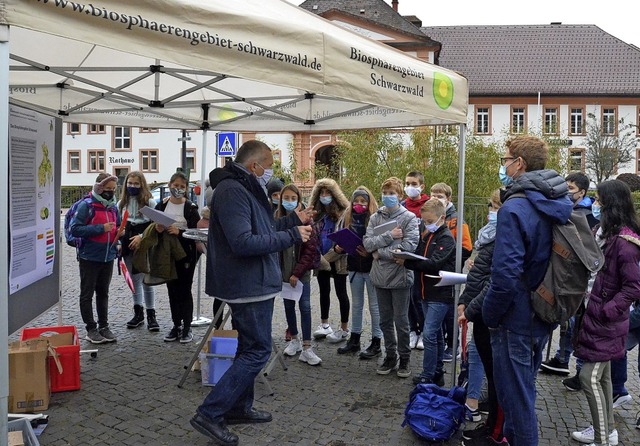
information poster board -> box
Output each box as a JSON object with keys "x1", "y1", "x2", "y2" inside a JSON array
[{"x1": 9, "y1": 105, "x2": 56, "y2": 294}]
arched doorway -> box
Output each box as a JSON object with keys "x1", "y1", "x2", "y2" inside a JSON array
[{"x1": 314, "y1": 144, "x2": 339, "y2": 179}]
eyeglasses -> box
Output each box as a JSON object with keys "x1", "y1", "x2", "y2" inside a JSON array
[{"x1": 500, "y1": 157, "x2": 515, "y2": 166}]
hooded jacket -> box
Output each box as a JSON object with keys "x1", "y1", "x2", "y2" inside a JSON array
[
  {"x1": 574, "y1": 228, "x2": 640, "y2": 362},
  {"x1": 482, "y1": 169, "x2": 573, "y2": 336},
  {"x1": 402, "y1": 194, "x2": 429, "y2": 219},
  {"x1": 363, "y1": 205, "x2": 419, "y2": 289},
  {"x1": 205, "y1": 162, "x2": 302, "y2": 301},
  {"x1": 574, "y1": 196, "x2": 599, "y2": 229},
  {"x1": 70, "y1": 192, "x2": 120, "y2": 263},
  {"x1": 460, "y1": 223, "x2": 497, "y2": 324}
]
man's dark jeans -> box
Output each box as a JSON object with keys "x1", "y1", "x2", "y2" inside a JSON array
[
  {"x1": 198, "y1": 298, "x2": 274, "y2": 422},
  {"x1": 491, "y1": 326, "x2": 548, "y2": 446},
  {"x1": 79, "y1": 258, "x2": 113, "y2": 330}
]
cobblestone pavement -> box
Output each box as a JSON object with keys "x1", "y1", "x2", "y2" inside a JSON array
[{"x1": 12, "y1": 240, "x2": 640, "y2": 445}]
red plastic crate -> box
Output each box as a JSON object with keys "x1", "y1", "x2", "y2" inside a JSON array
[{"x1": 21, "y1": 325, "x2": 81, "y2": 392}]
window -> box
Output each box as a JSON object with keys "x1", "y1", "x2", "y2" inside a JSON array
[
  {"x1": 511, "y1": 107, "x2": 526, "y2": 134},
  {"x1": 272, "y1": 150, "x2": 282, "y2": 163},
  {"x1": 67, "y1": 150, "x2": 81, "y2": 173},
  {"x1": 87, "y1": 124, "x2": 106, "y2": 134},
  {"x1": 140, "y1": 149, "x2": 159, "y2": 172},
  {"x1": 139, "y1": 128, "x2": 159, "y2": 133},
  {"x1": 475, "y1": 107, "x2": 490, "y2": 134},
  {"x1": 113, "y1": 126, "x2": 132, "y2": 150},
  {"x1": 602, "y1": 108, "x2": 617, "y2": 135},
  {"x1": 569, "y1": 149, "x2": 585, "y2": 172},
  {"x1": 67, "y1": 123, "x2": 81, "y2": 135},
  {"x1": 88, "y1": 150, "x2": 106, "y2": 172},
  {"x1": 543, "y1": 107, "x2": 558, "y2": 134},
  {"x1": 570, "y1": 107, "x2": 584, "y2": 135},
  {"x1": 186, "y1": 148, "x2": 196, "y2": 173}
]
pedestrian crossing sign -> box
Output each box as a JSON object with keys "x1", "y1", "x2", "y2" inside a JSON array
[{"x1": 216, "y1": 132, "x2": 237, "y2": 156}]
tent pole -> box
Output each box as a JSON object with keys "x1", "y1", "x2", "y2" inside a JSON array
[
  {"x1": 192, "y1": 128, "x2": 211, "y2": 326},
  {"x1": 449, "y1": 123, "x2": 467, "y2": 387},
  {"x1": 0, "y1": 24, "x2": 10, "y2": 441}
]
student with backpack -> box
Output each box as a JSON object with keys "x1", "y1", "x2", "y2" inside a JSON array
[
  {"x1": 70, "y1": 173, "x2": 121, "y2": 344},
  {"x1": 118, "y1": 171, "x2": 159, "y2": 331},
  {"x1": 277, "y1": 184, "x2": 323, "y2": 366},
  {"x1": 571, "y1": 180, "x2": 640, "y2": 446}
]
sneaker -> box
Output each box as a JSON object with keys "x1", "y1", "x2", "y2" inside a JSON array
[
  {"x1": 409, "y1": 331, "x2": 418, "y2": 349},
  {"x1": 284, "y1": 339, "x2": 302, "y2": 356},
  {"x1": 179, "y1": 330, "x2": 193, "y2": 343},
  {"x1": 376, "y1": 356, "x2": 398, "y2": 375},
  {"x1": 443, "y1": 351, "x2": 453, "y2": 362},
  {"x1": 284, "y1": 328, "x2": 291, "y2": 342},
  {"x1": 613, "y1": 393, "x2": 632, "y2": 409},
  {"x1": 164, "y1": 326, "x2": 182, "y2": 342},
  {"x1": 462, "y1": 436, "x2": 509, "y2": 446},
  {"x1": 463, "y1": 424, "x2": 489, "y2": 440},
  {"x1": 326, "y1": 328, "x2": 349, "y2": 343},
  {"x1": 299, "y1": 347, "x2": 322, "y2": 366},
  {"x1": 635, "y1": 412, "x2": 640, "y2": 429},
  {"x1": 465, "y1": 404, "x2": 482, "y2": 422},
  {"x1": 313, "y1": 324, "x2": 333, "y2": 339},
  {"x1": 397, "y1": 357, "x2": 411, "y2": 378},
  {"x1": 540, "y1": 357, "x2": 570, "y2": 376},
  {"x1": 412, "y1": 375, "x2": 432, "y2": 385},
  {"x1": 571, "y1": 426, "x2": 618, "y2": 445},
  {"x1": 85, "y1": 328, "x2": 106, "y2": 344},
  {"x1": 98, "y1": 326, "x2": 117, "y2": 342},
  {"x1": 562, "y1": 373, "x2": 582, "y2": 391},
  {"x1": 416, "y1": 336, "x2": 424, "y2": 350},
  {"x1": 478, "y1": 401, "x2": 489, "y2": 414}
]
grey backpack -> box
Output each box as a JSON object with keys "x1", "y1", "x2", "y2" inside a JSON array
[{"x1": 510, "y1": 193, "x2": 604, "y2": 324}]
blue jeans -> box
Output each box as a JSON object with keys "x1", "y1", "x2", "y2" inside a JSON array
[
  {"x1": 197, "y1": 298, "x2": 274, "y2": 422},
  {"x1": 467, "y1": 338, "x2": 485, "y2": 400},
  {"x1": 611, "y1": 354, "x2": 628, "y2": 396},
  {"x1": 491, "y1": 326, "x2": 548, "y2": 446},
  {"x1": 349, "y1": 272, "x2": 382, "y2": 338},
  {"x1": 420, "y1": 301, "x2": 449, "y2": 379},
  {"x1": 554, "y1": 316, "x2": 574, "y2": 363},
  {"x1": 123, "y1": 254, "x2": 155, "y2": 309},
  {"x1": 283, "y1": 280, "x2": 311, "y2": 341}
]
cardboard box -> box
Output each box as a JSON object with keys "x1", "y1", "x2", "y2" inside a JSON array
[
  {"x1": 21, "y1": 326, "x2": 80, "y2": 392},
  {"x1": 8, "y1": 339, "x2": 51, "y2": 413},
  {"x1": 8, "y1": 431, "x2": 24, "y2": 446}
]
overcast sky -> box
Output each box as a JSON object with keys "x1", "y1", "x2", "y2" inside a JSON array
[{"x1": 293, "y1": 0, "x2": 638, "y2": 47}]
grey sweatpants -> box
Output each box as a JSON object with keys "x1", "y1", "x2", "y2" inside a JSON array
[{"x1": 579, "y1": 361, "x2": 614, "y2": 445}]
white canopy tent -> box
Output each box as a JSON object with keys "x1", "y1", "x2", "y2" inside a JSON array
[{"x1": 1, "y1": 0, "x2": 469, "y2": 433}]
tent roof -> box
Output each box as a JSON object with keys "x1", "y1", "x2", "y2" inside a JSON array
[{"x1": 2, "y1": 0, "x2": 467, "y2": 131}]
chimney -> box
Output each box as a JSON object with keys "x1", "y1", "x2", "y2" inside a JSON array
[{"x1": 392, "y1": 0, "x2": 399, "y2": 12}]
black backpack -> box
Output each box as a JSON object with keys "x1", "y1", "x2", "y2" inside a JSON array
[{"x1": 509, "y1": 193, "x2": 604, "y2": 324}]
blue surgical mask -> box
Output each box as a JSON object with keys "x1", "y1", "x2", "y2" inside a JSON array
[
  {"x1": 257, "y1": 168, "x2": 273, "y2": 187},
  {"x1": 382, "y1": 195, "x2": 399, "y2": 208},
  {"x1": 425, "y1": 216, "x2": 442, "y2": 233},
  {"x1": 498, "y1": 165, "x2": 513, "y2": 187},
  {"x1": 271, "y1": 199, "x2": 280, "y2": 206},
  {"x1": 319, "y1": 196, "x2": 333, "y2": 206},
  {"x1": 488, "y1": 211, "x2": 498, "y2": 224},
  {"x1": 592, "y1": 203, "x2": 601, "y2": 220},
  {"x1": 282, "y1": 201, "x2": 298, "y2": 212}
]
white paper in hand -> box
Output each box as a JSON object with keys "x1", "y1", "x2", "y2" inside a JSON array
[
  {"x1": 140, "y1": 206, "x2": 177, "y2": 227},
  {"x1": 281, "y1": 282, "x2": 303, "y2": 301}
]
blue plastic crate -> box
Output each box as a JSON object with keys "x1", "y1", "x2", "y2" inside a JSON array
[
  {"x1": 7, "y1": 418, "x2": 40, "y2": 446},
  {"x1": 209, "y1": 337, "x2": 238, "y2": 356}
]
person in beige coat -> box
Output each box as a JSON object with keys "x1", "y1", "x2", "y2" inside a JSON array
[{"x1": 308, "y1": 178, "x2": 351, "y2": 342}]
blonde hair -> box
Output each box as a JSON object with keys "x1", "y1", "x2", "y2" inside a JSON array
[
  {"x1": 421, "y1": 198, "x2": 445, "y2": 217},
  {"x1": 381, "y1": 177, "x2": 403, "y2": 196},
  {"x1": 489, "y1": 189, "x2": 502, "y2": 208},
  {"x1": 430, "y1": 182, "x2": 452, "y2": 199}
]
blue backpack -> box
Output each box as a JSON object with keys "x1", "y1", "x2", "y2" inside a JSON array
[{"x1": 402, "y1": 384, "x2": 467, "y2": 442}]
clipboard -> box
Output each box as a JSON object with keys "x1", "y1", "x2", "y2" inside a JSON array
[
  {"x1": 140, "y1": 206, "x2": 177, "y2": 227},
  {"x1": 327, "y1": 229, "x2": 362, "y2": 256},
  {"x1": 391, "y1": 251, "x2": 427, "y2": 261},
  {"x1": 373, "y1": 220, "x2": 400, "y2": 246}
]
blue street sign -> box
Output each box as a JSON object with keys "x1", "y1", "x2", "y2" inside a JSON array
[{"x1": 216, "y1": 132, "x2": 237, "y2": 156}]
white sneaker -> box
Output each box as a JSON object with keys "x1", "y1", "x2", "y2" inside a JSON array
[
  {"x1": 299, "y1": 347, "x2": 322, "y2": 365},
  {"x1": 313, "y1": 324, "x2": 333, "y2": 339},
  {"x1": 409, "y1": 331, "x2": 418, "y2": 349},
  {"x1": 283, "y1": 339, "x2": 302, "y2": 356},
  {"x1": 613, "y1": 393, "x2": 632, "y2": 409},
  {"x1": 416, "y1": 336, "x2": 424, "y2": 350},
  {"x1": 571, "y1": 426, "x2": 618, "y2": 445},
  {"x1": 326, "y1": 328, "x2": 349, "y2": 343}
]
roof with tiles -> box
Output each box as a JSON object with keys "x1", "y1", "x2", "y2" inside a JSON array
[
  {"x1": 299, "y1": 0, "x2": 434, "y2": 41},
  {"x1": 421, "y1": 24, "x2": 640, "y2": 97}
]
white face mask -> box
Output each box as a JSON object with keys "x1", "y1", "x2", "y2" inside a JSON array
[{"x1": 404, "y1": 185, "x2": 421, "y2": 199}]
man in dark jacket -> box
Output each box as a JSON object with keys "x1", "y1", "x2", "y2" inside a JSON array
[
  {"x1": 190, "y1": 140, "x2": 312, "y2": 446},
  {"x1": 482, "y1": 136, "x2": 573, "y2": 446}
]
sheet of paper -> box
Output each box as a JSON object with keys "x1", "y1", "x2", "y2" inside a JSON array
[
  {"x1": 281, "y1": 281, "x2": 303, "y2": 301},
  {"x1": 140, "y1": 206, "x2": 177, "y2": 227},
  {"x1": 391, "y1": 251, "x2": 427, "y2": 261},
  {"x1": 435, "y1": 271, "x2": 467, "y2": 287}
]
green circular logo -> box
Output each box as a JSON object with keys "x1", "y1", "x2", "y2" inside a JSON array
[{"x1": 433, "y1": 73, "x2": 454, "y2": 110}]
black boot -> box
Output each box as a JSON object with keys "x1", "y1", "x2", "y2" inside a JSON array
[
  {"x1": 337, "y1": 332, "x2": 361, "y2": 354},
  {"x1": 126, "y1": 305, "x2": 145, "y2": 328},
  {"x1": 146, "y1": 309, "x2": 160, "y2": 332},
  {"x1": 359, "y1": 337, "x2": 382, "y2": 360}
]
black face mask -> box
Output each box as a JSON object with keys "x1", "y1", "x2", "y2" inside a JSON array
[{"x1": 100, "y1": 191, "x2": 115, "y2": 201}]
